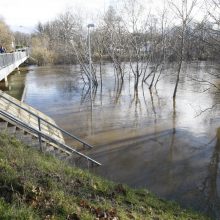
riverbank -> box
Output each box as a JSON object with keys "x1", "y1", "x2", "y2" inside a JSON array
[{"x1": 0, "y1": 132, "x2": 211, "y2": 220}]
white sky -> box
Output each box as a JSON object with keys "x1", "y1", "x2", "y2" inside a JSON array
[
  {"x1": 0, "y1": 0, "x2": 112, "y2": 32},
  {"x1": 0, "y1": 0, "x2": 205, "y2": 33}
]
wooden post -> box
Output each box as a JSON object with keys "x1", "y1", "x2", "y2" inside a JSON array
[
  {"x1": 217, "y1": 128, "x2": 220, "y2": 140},
  {"x1": 4, "y1": 76, "x2": 8, "y2": 87},
  {"x1": 38, "y1": 117, "x2": 43, "y2": 152}
]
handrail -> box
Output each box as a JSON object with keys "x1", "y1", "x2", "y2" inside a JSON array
[
  {"x1": 0, "y1": 51, "x2": 29, "y2": 69},
  {"x1": 0, "y1": 110, "x2": 101, "y2": 166},
  {"x1": 0, "y1": 91, "x2": 93, "y2": 149}
]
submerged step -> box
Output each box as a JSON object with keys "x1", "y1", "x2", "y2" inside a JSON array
[
  {"x1": 0, "y1": 91, "x2": 101, "y2": 166},
  {"x1": 0, "y1": 121, "x2": 7, "y2": 130}
]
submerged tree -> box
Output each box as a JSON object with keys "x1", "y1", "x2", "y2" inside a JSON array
[
  {"x1": 15, "y1": 0, "x2": 219, "y2": 101},
  {"x1": 169, "y1": 0, "x2": 197, "y2": 99},
  {"x1": 102, "y1": 6, "x2": 127, "y2": 83},
  {"x1": 123, "y1": 0, "x2": 147, "y2": 91}
]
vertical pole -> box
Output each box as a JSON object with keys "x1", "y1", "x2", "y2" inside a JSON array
[
  {"x1": 87, "y1": 158, "x2": 90, "y2": 170},
  {"x1": 87, "y1": 24, "x2": 94, "y2": 136},
  {"x1": 88, "y1": 26, "x2": 93, "y2": 108},
  {"x1": 38, "y1": 117, "x2": 42, "y2": 152},
  {"x1": 4, "y1": 76, "x2": 8, "y2": 87}
]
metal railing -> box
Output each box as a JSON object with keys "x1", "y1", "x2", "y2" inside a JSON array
[
  {"x1": 0, "y1": 109, "x2": 101, "y2": 166},
  {"x1": 0, "y1": 51, "x2": 28, "y2": 69},
  {"x1": 0, "y1": 92, "x2": 94, "y2": 149}
]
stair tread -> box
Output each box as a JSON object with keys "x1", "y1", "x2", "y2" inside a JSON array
[
  {"x1": 0, "y1": 90, "x2": 100, "y2": 167},
  {"x1": 0, "y1": 122, "x2": 8, "y2": 129},
  {"x1": 5, "y1": 126, "x2": 16, "y2": 134}
]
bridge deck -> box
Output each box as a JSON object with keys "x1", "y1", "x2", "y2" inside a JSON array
[{"x1": 0, "y1": 51, "x2": 29, "y2": 81}]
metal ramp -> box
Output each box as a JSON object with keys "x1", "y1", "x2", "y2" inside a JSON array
[{"x1": 0, "y1": 91, "x2": 101, "y2": 167}]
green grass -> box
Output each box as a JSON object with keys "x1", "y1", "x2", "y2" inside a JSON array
[{"x1": 0, "y1": 132, "x2": 212, "y2": 220}]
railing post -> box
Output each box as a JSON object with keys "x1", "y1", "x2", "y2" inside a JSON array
[
  {"x1": 38, "y1": 117, "x2": 43, "y2": 152},
  {"x1": 2, "y1": 55, "x2": 5, "y2": 67},
  {"x1": 87, "y1": 158, "x2": 90, "y2": 169}
]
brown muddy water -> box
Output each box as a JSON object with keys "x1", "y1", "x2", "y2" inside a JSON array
[{"x1": 1, "y1": 62, "x2": 220, "y2": 218}]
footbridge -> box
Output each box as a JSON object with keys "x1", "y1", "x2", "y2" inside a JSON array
[{"x1": 0, "y1": 50, "x2": 29, "y2": 82}]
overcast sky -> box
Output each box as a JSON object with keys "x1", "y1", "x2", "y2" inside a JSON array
[
  {"x1": 0, "y1": 0, "x2": 114, "y2": 32},
  {"x1": 0, "y1": 0, "x2": 205, "y2": 33}
]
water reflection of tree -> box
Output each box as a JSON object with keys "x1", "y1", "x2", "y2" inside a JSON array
[
  {"x1": 142, "y1": 86, "x2": 150, "y2": 116},
  {"x1": 201, "y1": 128, "x2": 220, "y2": 219},
  {"x1": 129, "y1": 91, "x2": 141, "y2": 128},
  {"x1": 114, "y1": 80, "x2": 123, "y2": 104},
  {"x1": 80, "y1": 84, "x2": 90, "y2": 104},
  {"x1": 149, "y1": 89, "x2": 156, "y2": 118},
  {"x1": 80, "y1": 83, "x2": 99, "y2": 105},
  {"x1": 129, "y1": 85, "x2": 164, "y2": 129},
  {"x1": 168, "y1": 100, "x2": 177, "y2": 177}
]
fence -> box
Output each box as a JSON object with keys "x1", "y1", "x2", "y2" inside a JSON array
[{"x1": 0, "y1": 51, "x2": 28, "y2": 69}]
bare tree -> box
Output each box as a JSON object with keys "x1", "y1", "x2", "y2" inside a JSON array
[
  {"x1": 169, "y1": 0, "x2": 197, "y2": 99},
  {"x1": 0, "y1": 18, "x2": 13, "y2": 51},
  {"x1": 31, "y1": 35, "x2": 56, "y2": 65},
  {"x1": 13, "y1": 31, "x2": 31, "y2": 48},
  {"x1": 122, "y1": 0, "x2": 150, "y2": 91},
  {"x1": 102, "y1": 6, "x2": 127, "y2": 83}
]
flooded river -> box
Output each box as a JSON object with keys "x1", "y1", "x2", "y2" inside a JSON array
[{"x1": 2, "y1": 62, "x2": 220, "y2": 218}]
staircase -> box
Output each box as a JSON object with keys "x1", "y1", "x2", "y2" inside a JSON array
[{"x1": 0, "y1": 91, "x2": 101, "y2": 167}]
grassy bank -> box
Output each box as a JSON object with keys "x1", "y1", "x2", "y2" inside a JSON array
[{"x1": 0, "y1": 132, "x2": 211, "y2": 220}]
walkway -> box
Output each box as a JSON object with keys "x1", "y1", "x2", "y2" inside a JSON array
[
  {"x1": 0, "y1": 51, "x2": 29, "y2": 82},
  {"x1": 0, "y1": 91, "x2": 101, "y2": 167},
  {"x1": 0, "y1": 90, "x2": 64, "y2": 143}
]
